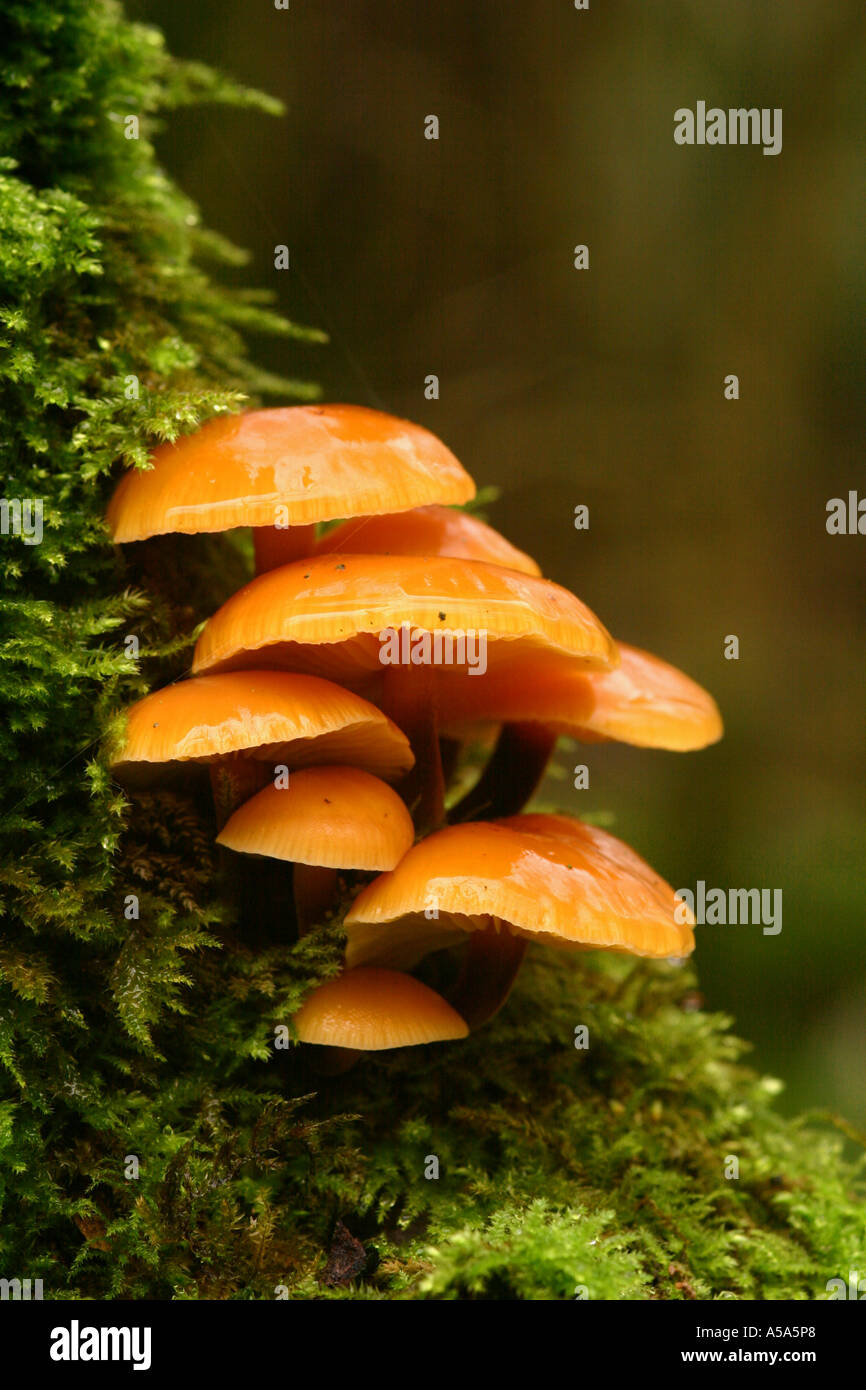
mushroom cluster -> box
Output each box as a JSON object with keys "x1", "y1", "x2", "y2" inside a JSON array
[{"x1": 108, "y1": 405, "x2": 722, "y2": 1057}]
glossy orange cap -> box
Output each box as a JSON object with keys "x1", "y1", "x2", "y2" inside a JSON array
[
  {"x1": 191, "y1": 554, "x2": 617, "y2": 686},
  {"x1": 109, "y1": 671, "x2": 413, "y2": 782},
  {"x1": 107, "y1": 405, "x2": 475, "y2": 542},
  {"x1": 436, "y1": 642, "x2": 723, "y2": 751},
  {"x1": 293, "y1": 967, "x2": 469, "y2": 1049},
  {"x1": 312, "y1": 505, "x2": 540, "y2": 576},
  {"x1": 217, "y1": 765, "x2": 414, "y2": 870},
  {"x1": 344, "y1": 813, "x2": 694, "y2": 968}
]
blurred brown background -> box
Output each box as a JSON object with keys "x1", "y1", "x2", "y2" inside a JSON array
[{"x1": 134, "y1": 0, "x2": 865, "y2": 1122}]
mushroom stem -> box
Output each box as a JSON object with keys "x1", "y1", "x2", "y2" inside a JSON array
[
  {"x1": 449, "y1": 721, "x2": 557, "y2": 822},
  {"x1": 239, "y1": 856, "x2": 298, "y2": 944},
  {"x1": 252, "y1": 523, "x2": 316, "y2": 574},
  {"x1": 208, "y1": 757, "x2": 271, "y2": 830},
  {"x1": 381, "y1": 664, "x2": 445, "y2": 836},
  {"x1": 293, "y1": 863, "x2": 339, "y2": 936},
  {"x1": 308, "y1": 1045, "x2": 362, "y2": 1076},
  {"x1": 446, "y1": 925, "x2": 527, "y2": 1029},
  {"x1": 439, "y1": 736, "x2": 462, "y2": 791},
  {"x1": 210, "y1": 760, "x2": 294, "y2": 942}
]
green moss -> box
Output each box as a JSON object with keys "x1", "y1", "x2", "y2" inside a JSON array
[
  {"x1": 0, "y1": 0, "x2": 863, "y2": 1302},
  {"x1": 264, "y1": 952, "x2": 865, "y2": 1302}
]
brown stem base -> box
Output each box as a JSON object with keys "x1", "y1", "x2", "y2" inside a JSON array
[
  {"x1": 307, "y1": 1045, "x2": 362, "y2": 1076},
  {"x1": 381, "y1": 663, "x2": 445, "y2": 837},
  {"x1": 294, "y1": 863, "x2": 338, "y2": 936},
  {"x1": 446, "y1": 927, "x2": 527, "y2": 1030},
  {"x1": 210, "y1": 761, "x2": 295, "y2": 943},
  {"x1": 237, "y1": 854, "x2": 298, "y2": 945},
  {"x1": 439, "y1": 736, "x2": 462, "y2": 795},
  {"x1": 449, "y1": 721, "x2": 557, "y2": 822}
]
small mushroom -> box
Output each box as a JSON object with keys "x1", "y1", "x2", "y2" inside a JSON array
[
  {"x1": 106, "y1": 405, "x2": 475, "y2": 573},
  {"x1": 109, "y1": 670, "x2": 413, "y2": 826},
  {"x1": 343, "y1": 814, "x2": 694, "y2": 1027},
  {"x1": 312, "y1": 504, "x2": 540, "y2": 576},
  {"x1": 293, "y1": 967, "x2": 468, "y2": 1051},
  {"x1": 217, "y1": 764, "x2": 414, "y2": 934}
]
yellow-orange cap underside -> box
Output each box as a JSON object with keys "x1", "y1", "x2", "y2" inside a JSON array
[
  {"x1": 313, "y1": 505, "x2": 541, "y2": 577},
  {"x1": 110, "y1": 671, "x2": 413, "y2": 781},
  {"x1": 344, "y1": 813, "x2": 694, "y2": 968},
  {"x1": 217, "y1": 765, "x2": 414, "y2": 871},
  {"x1": 192, "y1": 555, "x2": 617, "y2": 685},
  {"x1": 107, "y1": 405, "x2": 476, "y2": 542},
  {"x1": 293, "y1": 967, "x2": 469, "y2": 1049},
  {"x1": 436, "y1": 643, "x2": 723, "y2": 750}
]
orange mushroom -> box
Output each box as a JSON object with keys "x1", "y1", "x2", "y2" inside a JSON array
[
  {"x1": 311, "y1": 506, "x2": 540, "y2": 792},
  {"x1": 343, "y1": 814, "x2": 693, "y2": 1027},
  {"x1": 440, "y1": 642, "x2": 723, "y2": 820},
  {"x1": 293, "y1": 967, "x2": 468, "y2": 1050},
  {"x1": 312, "y1": 504, "x2": 540, "y2": 576},
  {"x1": 109, "y1": 670, "x2": 413, "y2": 825},
  {"x1": 192, "y1": 554, "x2": 615, "y2": 685},
  {"x1": 217, "y1": 765, "x2": 414, "y2": 933},
  {"x1": 438, "y1": 642, "x2": 723, "y2": 750},
  {"x1": 106, "y1": 405, "x2": 476, "y2": 572},
  {"x1": 191, "y1": 554, "x2": 616, "y2": 831},
  {"x1": 103, "y1": 393, "x2": 724, "y2": 1052}
]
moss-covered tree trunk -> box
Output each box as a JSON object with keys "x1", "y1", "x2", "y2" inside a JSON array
[{"x1": 0, "y1": 0, "x2": 863, "y2": 1299}]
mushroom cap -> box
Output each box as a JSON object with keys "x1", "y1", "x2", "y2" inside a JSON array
[
  {"x1": 217, "y1": 765, "x2": 414, "y2": 871},
  {"x1": 436, "y1": 642, "x2": 723, "y2": 751},
  {"x1": 312, "y1": 504, "x2": 540, "y2": 577},
  {"x1": 106, "y1": 405, "x2": 475, "y2": 542},
  {"x1": 293, "y1": 967, "x2": 469, "y2": 1049},
  {"x1": 191, "y1": 554, "x2": 617, "y2": 687},
  {"x1": 109, "y1": 671, "x2": 414, "y2": 784},
  {"x1": 343, "y1": 813, "x2": 693, "y2": 968}
]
